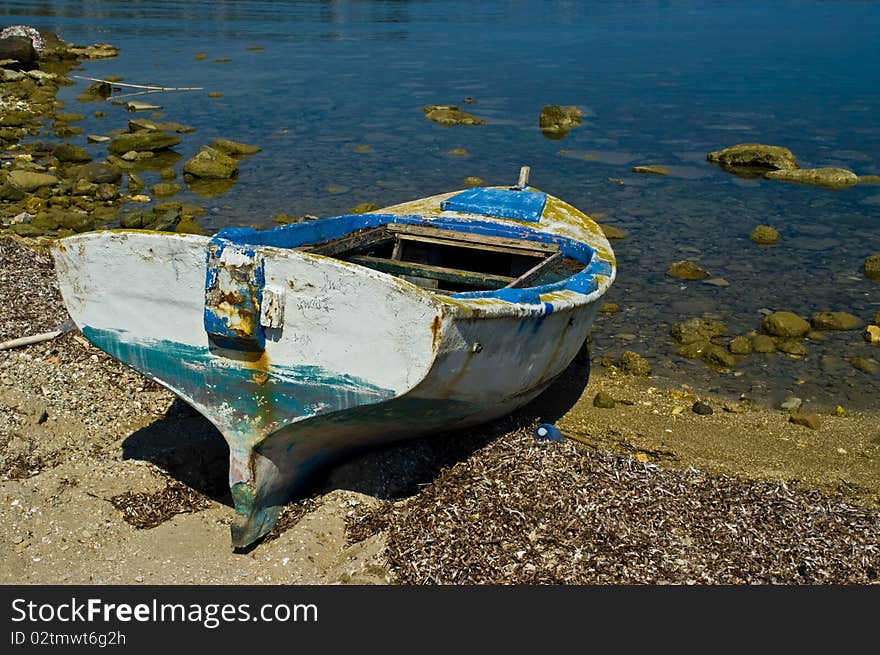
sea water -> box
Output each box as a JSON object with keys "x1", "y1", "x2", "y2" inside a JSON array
[{"x1": 2, "y1": 0, "x2": 878, "y2": 407}]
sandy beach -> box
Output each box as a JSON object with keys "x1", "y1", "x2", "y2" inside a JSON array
[{"x1": 1, "y1": 236, "x2": 878, "y2": 584}]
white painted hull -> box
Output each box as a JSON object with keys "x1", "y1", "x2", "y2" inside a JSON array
[{"x1": 53, "y1": 187, "x2": 615, "y2": 547}]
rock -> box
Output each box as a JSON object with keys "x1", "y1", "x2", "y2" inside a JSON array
[
  {"x1": 95, "y1": 183, "x2": 118, "y2": 201},
  {"x1": 598, "y1": 224, "x2": 627, "y2": 240},
  {"x1": 599, "y1": 303, "x2": 619, "y2": 315},
  {"x1": 0, "y1": 25, "x2": 45, "y2": 51},
  {"x1": 850, "y1": 358, "x2": 879, "y2": 374},
  {"x1": 52, "y1": 143, "x2": 91, "y2": 163},
  {"x1": 707, "y1": 143, "x2": 798, "y2": 171},
  {"x1": 422, "y1": 105, "x2": 487, "y2": 126},
  {"x1": 865, "y1": 325, "x2": 880, "y2": 344},
  {"x1": 617, "y1": 351, "x2": 650, "y2": 376},
  {"x1": 692, "y1": 401, "x2": 713, "y2": 415},
  {"x1": 125, "y1": 100, "x2": 162, "y2": 112},
  {"x1": 58, "y1": 212, "x2": 95, "y2": 233},
  {"x1": 0, "y1": 35, "x2": 36, "y2": 67},
  {"x1": 874, "y1": 312, "x2": 880, "y2": 326},
  {"x1": 121, "y1": 151, "x2": 139, "y2": 162},
  {"x1": 722, "y1": 401, "x2": 749, "y2": 414},
  {"x1": 75, "y1": 161, "x2": 122, "y2": 184},
  {"x1": 119, "y1": 209, "x2": 151, "y2": 229},
  {"x1": 209, "y1": 139, "x2": 262, "y2": 156},
  {"x1": 72, "y1": 179, "x2": 99, "y2": 196},
  {"x1": 704, "y1": 344, "x2": 735, "y2": 369},
  {"x1": 86, "y1": 135, "x2": 111, "y2": 144},
  {"x1": 128, "y1": 118, "x2": 195, "y2": 134},
  {"x1": 632, "y1": 165, "x2": 670, "y2": 176},
  {"x1": 349, "y1": 202, "x2": 380, "y2": 214},
  {"x1": 833, "y1": 406, "x2": 848, "y2": 417},
  {"x1": 776, "y1": 339, "x2": 808, "y2": 356},
  {"x1": 780, "y1": 397, "x2": 803, "y2": 411},
  {"x1": 726, "y1": 335, "x2": 751, "y2": 355},
  {"x1": 174, "y1": 216, "x2": 207, "y2": 235},
  {"x1": 751, "y1": 334, "x2": 776, "y2": 353},
  {"x1": 150, "y1": 182, "x2": 181, "y2": 198},
  {"x1": 107, "y1": 130, "x2": 181, "y2": 155},
  {"x1": 462, "y1": 177, "x2": 483, "y2": 187},
  {"x1": 593, "y1": 391, "x2": 616, "y2": 409},
  {"x1": 449, "y1": 148, "x2": 469, "y2": 157},
  {"x1": 539, "y1": 105, "x2": 583, "y2": 138},
  {"x1": 150, "y1": 209, "x2": 181, "y2": 232},
  {"x1": 0, "y1": 182, "x2": 26, "y2": 201},
  {"x1": 671, "y1": 317, "x2": 727, "y2": 344},
  {"x1": 183, "y1": 146, "x2": 238, "y2": 179},
  {"x1": 127, "y1": 173, "x2": 145, "y2": 193},
  {"x1": 667, "y1": 260, "x2": 709, "y2": 280},
  {"x1": 676, "y1": 340, "x2": 709, "y2": 359},
  {"x1": 750, "y1": 225, "x2": 779, "y2": 245},
  {"x1": 7, "y1": 170, "x2": 58, "y2": 192},
  {"x1": 789, "y1": 411, "x2": 821, "y2": 430},
  {"x1": 11, "y1": 223, "x2": 45, "y2": 237},
  {"x1": 762, "y1": 311, "x2": 810, "y2": 338},
  {"x1": 764, "y1": 167, "x2": 860, "y2": 190},
  {"x1": 810, "y1": 311, "x2": 862, "y2": 331},
  {"x1": 864, "y1": 253, "x2": 880, "y2": 282}
]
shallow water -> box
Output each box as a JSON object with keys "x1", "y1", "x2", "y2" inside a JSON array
[{"x1": 3, "y1": 0, "x2": 879, "y2": 408}]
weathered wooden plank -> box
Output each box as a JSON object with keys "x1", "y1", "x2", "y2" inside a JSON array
[
  {"x1": 348, "y1": 255, "x2": 515, "y2": 289},
  {"x1": 505, "y1": 251, "x2": 567, "y2": 289},
  {"x1": 386, "y1": 223, "x2": 559, "y2": 254},
  {"x1": 307, "y1": 226, "x2": 391, "y2": 257}
]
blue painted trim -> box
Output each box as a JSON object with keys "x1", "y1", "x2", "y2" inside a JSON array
[
  {"x1": 211, "y1": 209, "x2": 613, "y2": 313},
  {"x1": 439, "y1": 188, "x2": 547, "y2": 222}
]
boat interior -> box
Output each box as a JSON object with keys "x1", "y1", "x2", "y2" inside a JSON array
[{"x1": 302, "y1": 222, "x2": 585, "y2": 294}]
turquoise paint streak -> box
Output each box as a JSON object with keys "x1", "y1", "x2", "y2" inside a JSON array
[{"x1": 82, "y1": 326, "x2": 396, "y2": 440}]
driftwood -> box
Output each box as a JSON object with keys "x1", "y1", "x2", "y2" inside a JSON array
[
  {"x1": 0, "y1": 319, "x2": 74, "y2": 351},
  {"x1": 73, "y1": 75, "x2": 203, "y2": 94}
]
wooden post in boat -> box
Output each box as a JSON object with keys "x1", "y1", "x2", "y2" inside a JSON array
[{"x1": 517, "y1": 166, "x2": 530, "y2": 189}]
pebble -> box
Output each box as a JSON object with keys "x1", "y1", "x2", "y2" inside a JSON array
[
  {"x1": 593, "y1": 391, "x2": 616, "y2": 409},
  {"x1": 692, "y1": 401, "x2": 713, "y2": 415},
  {"x1": 780, "y1": 397, "x2": 803, "y2": 411},
  {"x1": 789, "y1": 411, "x2": 821, "y2": 430}
]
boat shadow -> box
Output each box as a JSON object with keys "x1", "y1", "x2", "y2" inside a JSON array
[{"x1": 120, "y1": 347, "x2": 592, "y2": 506}]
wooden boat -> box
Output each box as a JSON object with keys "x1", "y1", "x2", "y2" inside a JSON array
[{"x1": 52, "y1": 168, "x2": 616, "y2": 548}]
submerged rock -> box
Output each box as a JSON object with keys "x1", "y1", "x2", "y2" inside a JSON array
[
  {"x1": 849, "y1": 357, "x2": 879, "y2": 374},
  {"x1": 209, "y1": 138, "x2": 261, "y2": 157},
  {"x1": 671, "y1": 317, "x2": 727, "y2": 344},
  {"x1": 349, "y1": 202, "x2": 380, "y2": 214},
  {"x1": 751, "y1": 334, "x2": 776, "y2": 353},
  {"x1": 632, "y1": 165, "x2": 670, "y2": 176},
  {"x1": 707, "y1": 143, "x2": 798, "y2": 171},
  {"x1": 750, "y1": 225, "x2": 779, "y2": 245},
  {"x1": 462, "y1": 176, "x2": 484, "y2": 187},
  {"x1": 762, "y1": 311, "x2": 810, "y2": 338},
  {"x1": 150, "y1": 182, "x2": 181, "y2": 198},
  {"x1": 810, "y1": 311, "x2": 862, "y2": 331},
  {"x1": 182, "y1": 146, "x2": 238, "y2": 179},
  {"x1": 864, "y1": 253, "x2": 880, "y2": 282},
  {"x1": 865, "y1": 325, "x2": 880, "y2": 344},
  {"x1": 728, "y1": 335, "x2": 753, "y2": 355},
  {"x1": 422, "y1": 105, "x2": 487, "y2": 126},
  {"x1": 539, "y1": 105, "x2": 583, "y2": 139},
  {"x1": 598, "y1": 224, "x2": 627, "y2": 240},
  {"x1": 617, "y1": 351, "x2": 651, "y2": 376},
  {"x1": 764, "y1": 167, "x2": 859, "y2": 190},
  {"x1": 704, "y1": 344, "x2": 736, "y2": 369},
  {"x1": 667, "y1": 260, "x2": 710, "y2": 280},
  {"x1": 776, "y1": 339, "x2": 808, "y2": 356}
]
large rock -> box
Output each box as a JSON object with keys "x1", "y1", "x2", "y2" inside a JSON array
[
  {"x1": 107, "y1": 130, "x2": 181, "y2": 155},
  {"x1": 810, "y1": 311, "x2": 862, "y2": 331},
  {"x1": 764, "y1": 167, "x2": 859, "y2": 190},
  {"x1": 75, "y1": 161, "x2": 122, "y2": 184},
  {"x1": 0, "y1": 36, "x2": 36, "y2": 67},
  {"x1": 750, "y1": 225, "x2": 779, "y2": 245},
  {"x1": 183, "y1": 146, "x2": 238, "y2": 179},
  {"x1": 539, "y1": 105, "x2": 583, "y2": 138},
  {"x1": 7, "y1": 170, "x2": 58, "y2": 192},
  {"x1": 762, "y1": 311, "x2": 810, "y2": 338},
  {"x1": 422, "y1": 105, "x2": 487, "y2": 126},
  {"x1": 617, "y1": 351, "x2": 651, "y2": 376},
  {"x1": 707, "y1": 144, "x2": 798, "y2": 171}
]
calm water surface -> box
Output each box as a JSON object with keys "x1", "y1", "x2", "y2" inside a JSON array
[{"x1": 3, "y1": 0, "x2": 879, "y2": 407}]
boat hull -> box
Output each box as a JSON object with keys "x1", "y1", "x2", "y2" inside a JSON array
[{"x1": 53, "y1": 188, "x2": 615, "y2": 547}]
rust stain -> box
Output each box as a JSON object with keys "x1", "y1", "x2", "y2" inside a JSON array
[{"x1": 430, "y1": 314, "x2": 442, "y2": 353}]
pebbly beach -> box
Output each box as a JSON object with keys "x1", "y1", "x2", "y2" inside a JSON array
[{"x1": 1, "y1": 16, "x2": 879, "y2": 586}]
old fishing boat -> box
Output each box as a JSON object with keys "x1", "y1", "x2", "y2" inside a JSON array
[{"x1": 53, "y1": 168, "x2": 615, "y2": 548}]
